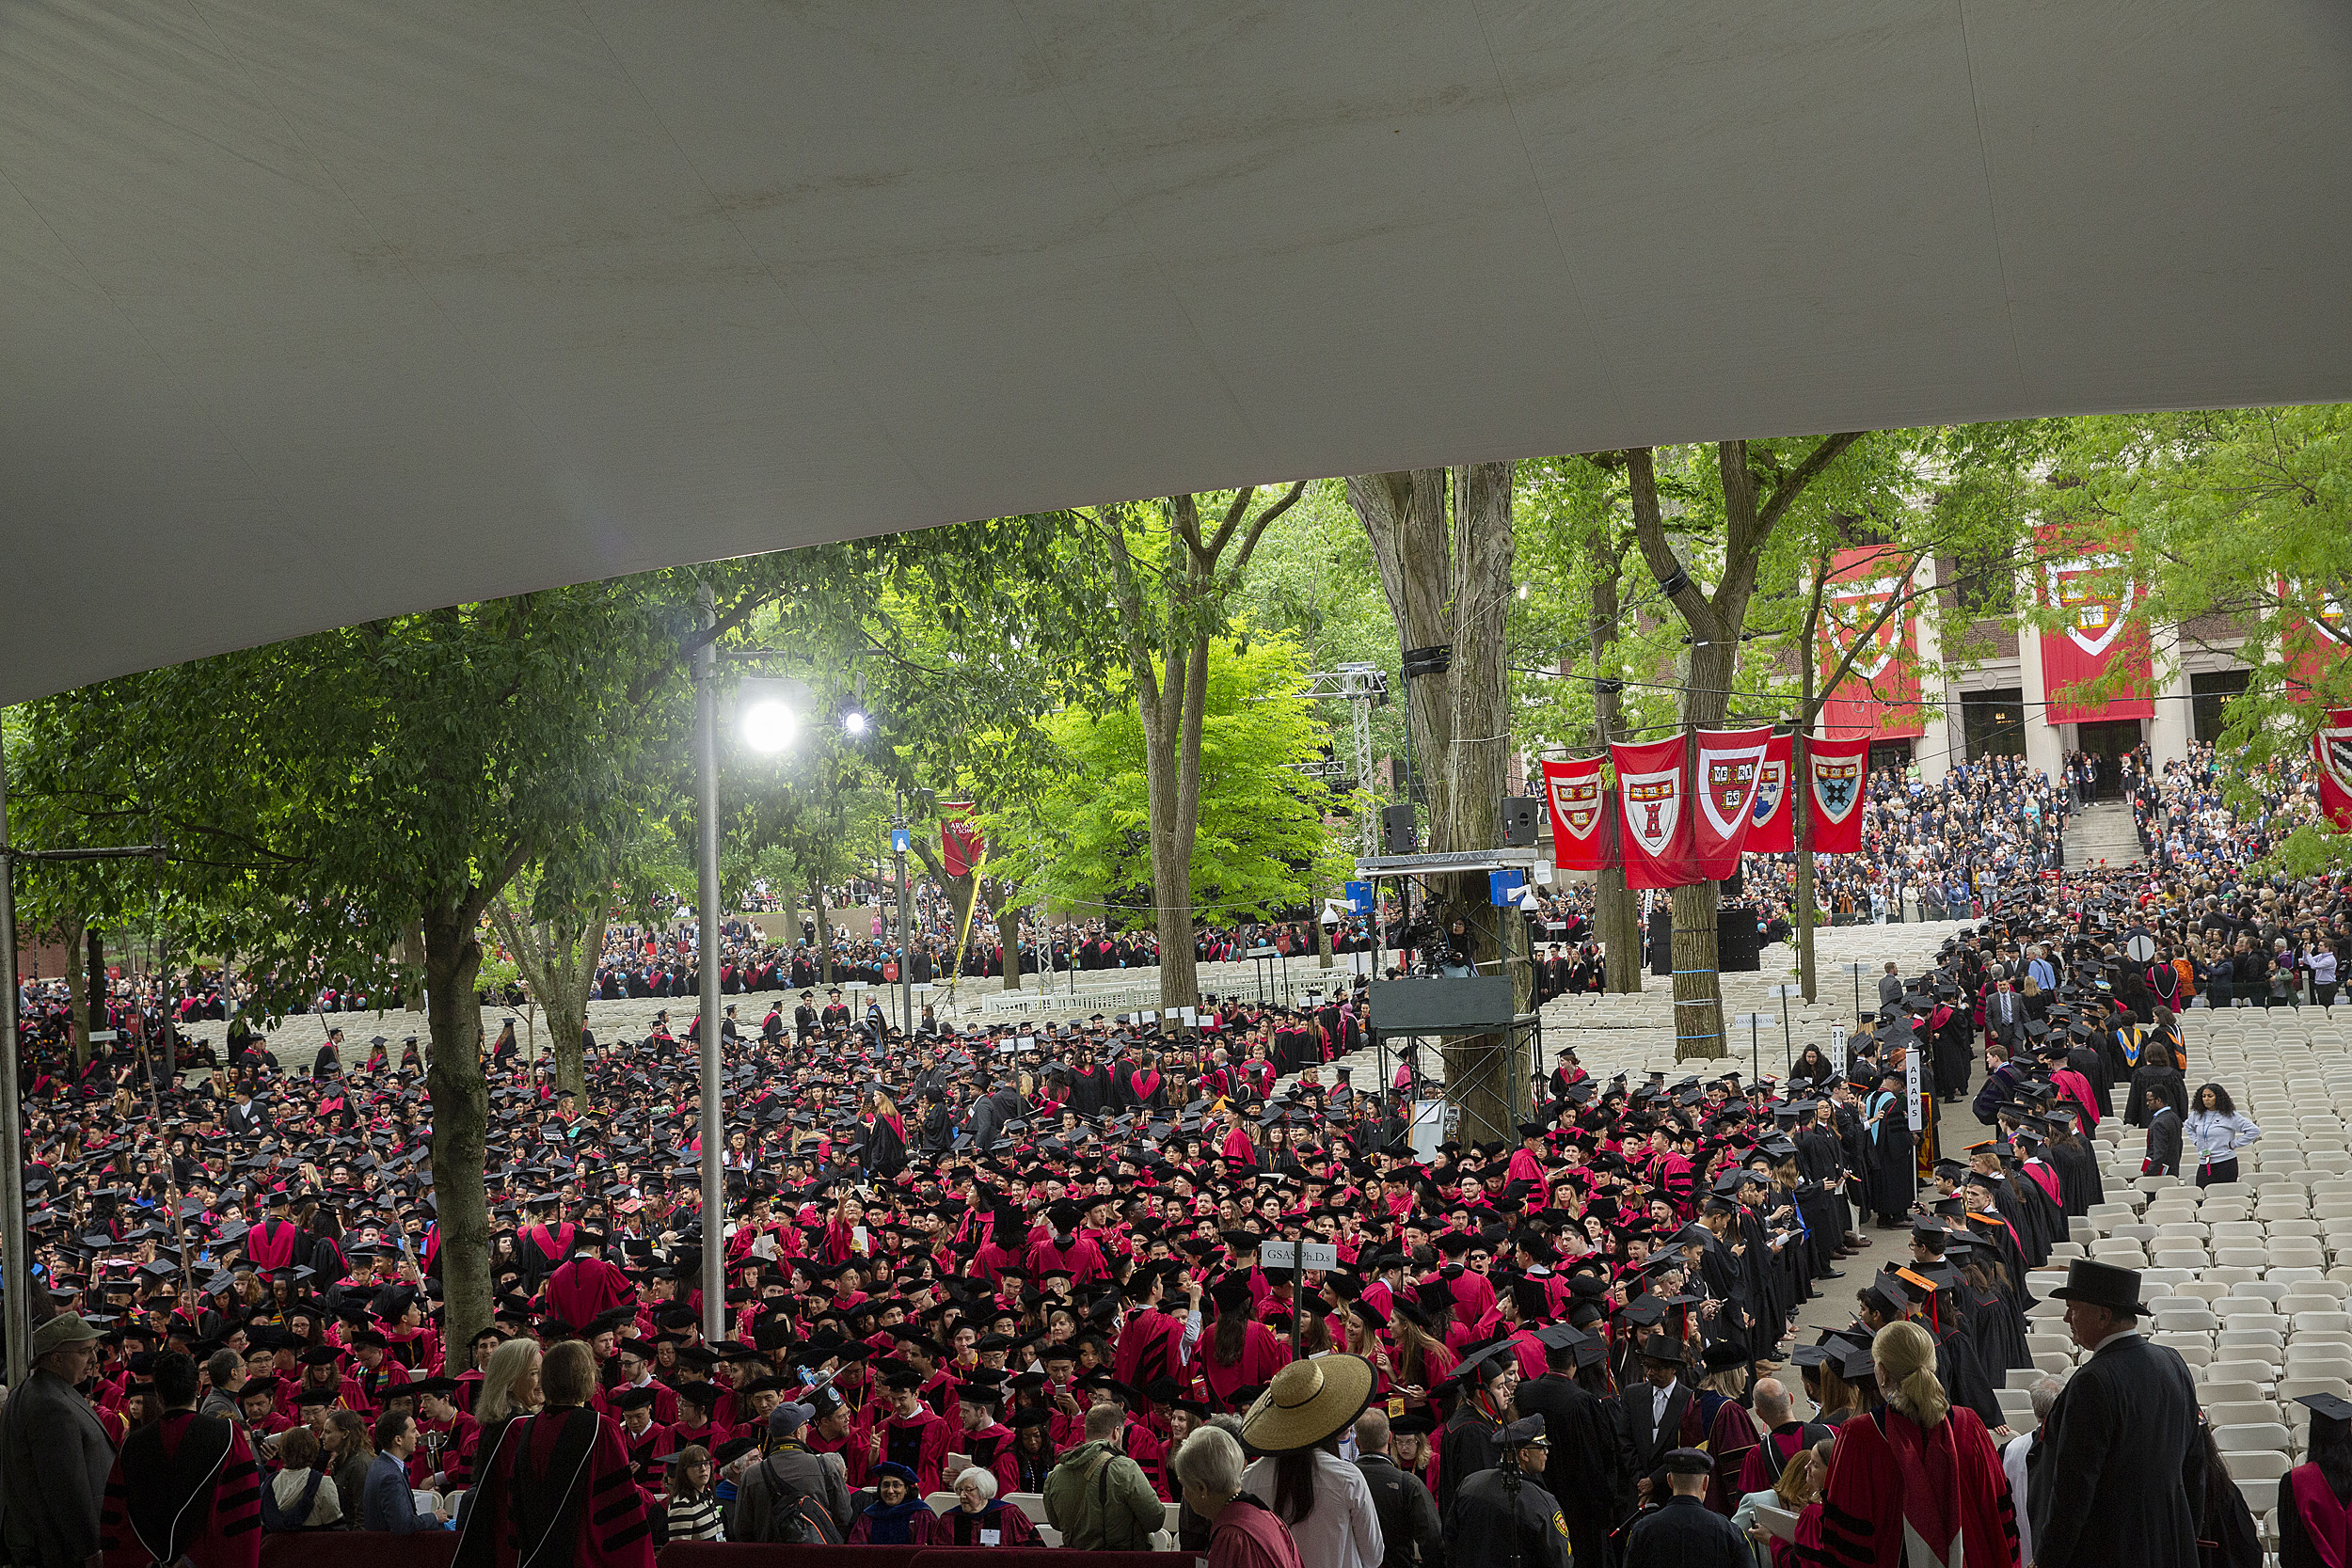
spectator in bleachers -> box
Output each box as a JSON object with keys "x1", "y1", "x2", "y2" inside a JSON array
[
  {"x1": 2182, "y1": 1083, "x2": 2262, "y2": 1188},
  {"x1": 2141, "y1": 1081, "x2": 2185, "y2": 1178}
]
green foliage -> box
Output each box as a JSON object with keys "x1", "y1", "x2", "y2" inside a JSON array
[{"x1": 984, "y1": 635, "x2": 1344, "y2": 926}]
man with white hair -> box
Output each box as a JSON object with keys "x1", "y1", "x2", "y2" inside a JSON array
[{"x1": 2003, "y1": 1374, "x2": 2063, "y2": 1566}]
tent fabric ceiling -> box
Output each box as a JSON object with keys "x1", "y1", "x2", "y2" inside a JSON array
[{"x1": 3, "y1": 1, "x2": 2349, "y2": 704}]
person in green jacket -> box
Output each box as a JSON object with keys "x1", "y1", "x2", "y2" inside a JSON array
[{"x1": 1042, "y1": 1403, "x2": 1165, "y2": 1550}]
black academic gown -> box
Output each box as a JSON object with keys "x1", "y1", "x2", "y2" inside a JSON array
[{"x1": 2026, "y1": 1334, "x2": 2206, "y2": 1568}]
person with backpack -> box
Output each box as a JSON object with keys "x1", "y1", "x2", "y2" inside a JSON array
[
  {"x1": 728, "y1": 1401, "x2": 852, "y2": 1544},
  {"x1": 262, "y1": 1427, "x2": 343, "y2": 1531},
  {"x1": 1043, "y1": 1402, "x2": 1167, "y2": 1550}
]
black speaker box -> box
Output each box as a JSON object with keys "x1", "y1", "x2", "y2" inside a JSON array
[
  {"x1": 1382, "y1": 802, "x2": 1419, "y2": 856},
  {"x1": 1501, "y1": 796, "x2": 1539, "y2": 847}
]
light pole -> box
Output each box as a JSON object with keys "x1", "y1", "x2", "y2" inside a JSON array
[{"x1": 691, "y1": 584, "x2": 725, "y2": 1343}]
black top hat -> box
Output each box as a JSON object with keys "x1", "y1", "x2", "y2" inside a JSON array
[{"x1": 2047, "y1": 1258, "x2": 2147, "y2": 1318}]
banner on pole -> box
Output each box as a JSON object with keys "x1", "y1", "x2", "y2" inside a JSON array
[
  {"x1": 1692, "y1": 726, "x2": 1772, "y2": 879},
  {"x1": 1746, "y1": 732, "x2": 1794, "y2": 853},
  {"x1": 1819, "y1": 548, "x2": 1926, "y2": 739},
  {"x1": 2315, "y1": 710, "x2": 2352, "y2": 831},
  {"x1": 1804, "y1": 734, "x2": 1871, "y2": 854},
  {"x1": 1610, "y1": 735, "x2": 1697, "y2": 890},
  {"x1": 2037, "y1": 538, "x2": 2153, "y2": 725},
  {"x1": 1540, "y1": 757, "x2": 1609, "y2": 872},
  {"x1": 939, "y1": 801, "x2": 985, "y2": 879}
]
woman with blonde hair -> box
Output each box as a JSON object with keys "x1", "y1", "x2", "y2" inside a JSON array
[
  {"x1": 1818, "y1": 1321, "x2": 2014, "y2": 1568},
  {"x1": 471, "y1": 1338, "x2": 543, "y2": 1427}
]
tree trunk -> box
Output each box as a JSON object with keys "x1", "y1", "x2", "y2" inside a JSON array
[
  {"x1": 813, "y1": 880, "x2": 835, "y2": 985},
  {"x1": 400, "y1": 921, "x2": 427, "y2": 1012},
  {"x1": 422, "y1": 900, "x2": 492, "y2": 1357},
  {"x1": 87, "y1": 927, "x2": 105, "y2": 1051},
  {"x1": 1351, "y1": 464, "x2": 1526, "y2": 1143},
  {"x1": 993, "y1": 891, "x2": 1022, "y2": 990},
  {"x1": 1138, "y1": 636, "x2": 1203, "y2": 1013},
  {"x1": 64, "y1": 911, "x2": 87, "y2": 1069}
]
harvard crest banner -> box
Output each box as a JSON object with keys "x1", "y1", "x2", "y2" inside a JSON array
[
  {"x1": 1804, "y1": 734, "x2": 1870, "y2": 854},
  {"x1": 1819, "y1": 548, "x2": 1924, "y2": 739},
  {"x1": 2315, "y1": 710, "x2": 2352, "y2": 832},
  {"x1": 1746, "y1": 732, "x2": 1795, "y2": 853},
  {"x1": 2039, "y1": 549, "x2": 2153, "y2": 725},
  {"x1": 1610, "y1": 735, "x2": 1697, "y2": 890},
  {"x1": 1692, "y1": 726, "x2": 1772, "y2": 879},
  {"x1": 1540, "y1": 757, "x2": 1610, "y2": 873}
]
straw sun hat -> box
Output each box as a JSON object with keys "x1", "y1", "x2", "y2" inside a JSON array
[{"x1": 1240, "y1": 1354, "x2": 1377, "y2": 1453}]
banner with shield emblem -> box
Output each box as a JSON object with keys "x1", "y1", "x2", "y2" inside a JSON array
[
  {"x1": 1747, "y1": 732, "x2": 1794, "y2": 852},
  {"x1": 1540, "y1": 757, "x2": 1613, "y2": 872},
  {"x1": 2039, "y1": 546, "x2": 2153, "y2": 724},
  {"x1": 2315, "y1": 709, "x2": 2352, "y2": 831},
  {"x1": 1609, "y1": 735, "x2": 1697, "y2": 889},
  {"x1": 1804, "y1": 734, "x2": 1871, "y2": 853},
  {"x1": 1692, "y1": 726, "x2": 1772, "y2": 879}
]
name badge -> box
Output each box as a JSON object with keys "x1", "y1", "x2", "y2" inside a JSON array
[{"x1": 980, "y1": 1529, "x2": 1001, "y2": 1546}]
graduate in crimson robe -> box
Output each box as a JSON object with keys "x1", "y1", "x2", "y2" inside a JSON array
[
  {"x1": 1111, "y1": 1268, "x2": 1193, "y2": 1399},
  {"x1": 1819, "y1": 1402, "x2": 2015, "y2": 1568},
  {"x1": 543, "y1": 1242, "x2": 636, "y2": 1336},
  {"x1": 871, "y1": 1373, "x2": 955, "y2": 1494},
  {"x1": 1194, "y1": 1279, "x2": 1292, "y2": 1411},
  {"x1": 243, "y1": 1199, "x2": 303, "y2": 1272},
  {"x1": 455, "y1": 1403, "x2": 656, "y2": 1568},
  {"x1": 99, "y1": 1406, "x2": 263, "y2": 1568}
]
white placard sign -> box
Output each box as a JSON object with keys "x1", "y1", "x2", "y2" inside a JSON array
[
  {"x1": 1258, "y1": 1241, "x2": 1340, "y2": 1272},
  {"x1": 1905, "y1": 1047, "x2": 1924, "y2": 1132},
  {"x1": 1828, "y1": 1024, "x2": 1848, "y2": 1075}
]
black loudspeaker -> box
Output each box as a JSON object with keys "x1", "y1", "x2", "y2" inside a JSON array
[
  {"x1": 1501, "y1": 796, "x2": 1539, "y2": 847},
  {"x1": 1382, "y1": 803, "x2": 1419, "y2": 856},
  {"x1": 1648, "y1": 907, "x2": 1673, "y2": 977},
  {"x1": 1717, "y1": 905, "x2": 1761, "y2": 973},
  {"x1": 1723, "y1": 863, "x2": 1745, "y2": 899}
]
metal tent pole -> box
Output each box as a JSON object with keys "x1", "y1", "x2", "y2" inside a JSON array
[
  {"x1": 693, "y1": 584, "x2": 727, "y2": 1343},
  {"x1": 0, "y1": 746, "x2": 29, "y2": 1388}
]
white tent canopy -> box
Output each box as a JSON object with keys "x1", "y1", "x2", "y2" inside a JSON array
[{"x1": 4, "y1": 0, "x2": 2349, "y2": 703}]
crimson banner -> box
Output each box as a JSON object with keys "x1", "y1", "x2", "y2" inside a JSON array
[
  {"x1": 1541, "y1": 758, "x2": 1610, "y2": 872},
  {"x1": 1611, "y1": 735, "x2": 1697, "y2": 890},
  {"x1": 1819, "y1": 547, "x2": 1924, "y2": 739},
  {"x1": 1692, "y1": 726, "x2": 1772, "y2": 879},
  {"x1": 1746, "y1": 732, "x2": 1795, "y2": 853},
  {"x1": 2039, "y1": 546, "x2": 2153, "y2": 724},
  {"x1": 2316, "y1": 711, "x2": 2352, "y2": 831},
  {"x1": 939, "y1": 800, "x2": 985, "y2": 878},
  {"x1": 1804, "y1": 734, "x2": 1870, "y2": 853}
]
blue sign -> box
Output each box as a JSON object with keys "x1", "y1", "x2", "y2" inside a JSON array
[
  {"x1": 1488, "y1": 869, "x2": 1526, "y2": 907},
  {"x1": 890, "y1": 828, "x2": 912, "y2": 855},
  {"x1": 1343, "y1": 879, "x2": 1373, "y2": 914}
]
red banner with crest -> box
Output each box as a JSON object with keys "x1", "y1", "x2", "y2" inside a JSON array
[
  {"x1": 2279, "y1": 577, "x2": 2350, "y2": 699},
  {"x1": 2039, "y1": 546, "x2": 2153, "y2": 724},
  {"x1": 2316, "y1": 711, "x2": 2352, "y2": 831},
  {"x1": 1804, "y1": 734, "x2": 1871, "y2": 853},
  {"x1": 1746, "y1": 732, "x2": 1795, "y2": 853},
  {"x1": 1692, "y1": 726, "x2": 1772, "y2": 879},
  {"x1": 1540, "y1": 758, "x2": 1610, "y2": 872},
  {"x1": 1610, "y1": 735, "x2": 1698, "y2": 890},
  {"x1": 1819, "y1": 547, "x2": 1924, "y2": 739},
  {"x1": 939, "y1": 800, "x2": 985, "y2": 878}
]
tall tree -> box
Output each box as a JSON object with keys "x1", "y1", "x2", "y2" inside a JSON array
[
  {"x1": 1346, "y1": 464, "x2": 1529, "y2": 1142},
  {"x1": 10, "y1": 584, "x2": 681, "y2": 1354},
  {"x1": 1075, "y1": 485, "x2": 1308, "y2": 1010}
]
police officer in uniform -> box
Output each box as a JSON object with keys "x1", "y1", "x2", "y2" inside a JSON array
[
  {"x1": 1444, "y1": 1417, "x2": 1573, "y2": 1568},
  {"x1": 1621, "y1": 1449, "x2": 1749, "y2": 1568}
]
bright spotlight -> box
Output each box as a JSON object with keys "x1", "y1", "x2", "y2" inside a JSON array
[
  {"x1": 740, "y1": 698, "x2": 797, "y2": 753},
  {"x1": 843, "y1": 710, "x2": 868, "y2": 736}
]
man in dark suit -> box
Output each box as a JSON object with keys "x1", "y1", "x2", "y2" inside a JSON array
[
  {"x1": 2027, "y1": 1259, "x2": 2205, "y2": 1568},
  {"x1": 1352, "y1": 1408, "x2": 1445, "y2": 1568},
  {"x1": 1515, "y1": 1326, "x2": 1629, "y2": 1568},
  {"x1": 1985, "y1": 978, "x2": 2025, "y2": 1053},
  {"x1": 1615, "y1": 1334, "x2": 1704, "y2": 1497}
]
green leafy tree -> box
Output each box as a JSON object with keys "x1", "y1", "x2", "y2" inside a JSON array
[{"x1": 983, "y1": 634, "x2": 1345, "y2": 932}]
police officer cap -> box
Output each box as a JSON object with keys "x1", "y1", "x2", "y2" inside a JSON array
[
  {"x1": 1661, "y1": 1448, "x2": 1713, "y2": 1476},
  {"x1": 1499, "y1": 1416, "x2": 1549, "y2": 1447}
]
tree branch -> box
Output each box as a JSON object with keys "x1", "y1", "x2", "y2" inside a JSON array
[{"x1": 1627, "y1": 448, "x2": 1723, "y2": 644}]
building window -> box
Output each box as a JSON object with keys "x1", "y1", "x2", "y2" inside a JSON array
[
  {"x1": 1962, "y1": 688, "x2": 2026, "y2": 758},
  {"x1": 2190, "y1": 670, "x2": 2250, "y2": 743}
]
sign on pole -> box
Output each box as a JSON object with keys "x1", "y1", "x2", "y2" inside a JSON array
[
  {"x1": 1828, "y1": 1023, "x2": 1847, "y2": 1076},
  {"x1": 2125, "y1": 930, "x2": 2155, "y2": 963},
  {"x1": 1905, "y1": 1046, "x2": 1924, "y2": 1132},
  {"x1": 1259, "y1": 1240, "x2": 1340, "y2": 1273}
]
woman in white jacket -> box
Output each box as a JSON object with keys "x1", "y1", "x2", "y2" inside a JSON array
[{"x1": 2184, "y1": 1082, "x2": 2262, "y2": 1187}]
